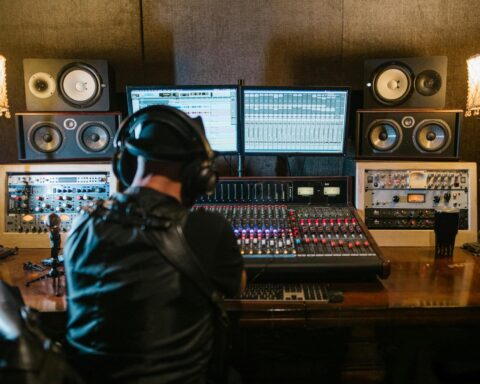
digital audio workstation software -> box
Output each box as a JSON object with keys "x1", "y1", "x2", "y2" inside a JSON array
[
  {"x1": 243, "y1": 87, "x2": 349, "y2": 154},
  {"x1": 127, "y1": 86, "x2": 238, "y2": 153}
]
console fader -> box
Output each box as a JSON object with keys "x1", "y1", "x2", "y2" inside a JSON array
[{"x1": 194, "y1": 177, "x2": 389, "y2": 282}]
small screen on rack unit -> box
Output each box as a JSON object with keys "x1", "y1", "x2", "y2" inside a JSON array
[
  {"x1": 126, "y1": 86, "x2": 238, "y2": 153},
  {"x1": 243, "y1": 87, "x2": 349, "y2": 154},
  {"x1": 324, "y1": 186, "x2": 341, "y2": 196}
]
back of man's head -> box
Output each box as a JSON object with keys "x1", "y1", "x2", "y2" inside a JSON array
[
  {"x1": 120, "y1": 106, "x2": 216, "y2": 206},
  {"x1": 136, "y1": 157, "x2": 184, "y2": 182},
  {"x1": 125, "y1": 108, "x2": 207, "y2": 162}
]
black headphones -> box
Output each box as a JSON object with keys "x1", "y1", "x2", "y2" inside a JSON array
[{"x1": 113, "y1": 105, "x2": 217, "y2": 206}]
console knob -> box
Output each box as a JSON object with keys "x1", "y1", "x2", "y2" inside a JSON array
[
  {"x1": 444, "y1": 192, "x2": 451, "y2": 202},
  {"x1": 392, "y1": 195, "x2": 400, "y2": 203},
  {"x1": 433, "y1": 196, "x2": 440, "y2": 204}
]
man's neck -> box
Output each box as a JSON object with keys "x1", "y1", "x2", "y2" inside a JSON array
[{"x1": 130, "y1": 174, "x2": 183, "y2": 204}]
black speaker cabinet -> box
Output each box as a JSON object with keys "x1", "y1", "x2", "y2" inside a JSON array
[
  {"x1": 23, "y1": 59, "x2": 113, "y2": 111},
  {"x1": 16, "y1": 112, "x2": 122, "y2": 161},
  {"x1": 364, "y1": 56, "x2": 447, "y2": 108},
  {"x1": 356, "y1": 109, "x2": 462, "y2": 160}
]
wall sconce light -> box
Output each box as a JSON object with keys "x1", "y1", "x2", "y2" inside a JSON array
[
  {"x1": 0, "y1": 55, "x2": 11, "y2": 118},
  {"x1": 466, "y1": 54, "x2": 480, "y2": 117}
]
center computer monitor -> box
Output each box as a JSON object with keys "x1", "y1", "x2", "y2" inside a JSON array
[
  {"x1": 243, "y1": 86, "x2": 350, "y2": 155},
  {"x1": 126, "y1": 85, "x2": 239, "y2": 154}
]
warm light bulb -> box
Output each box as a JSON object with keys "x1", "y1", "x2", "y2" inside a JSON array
[
  {"x1": 466, "y1": 54, "x2": 480, "y2": 117},
  {"x1": 0, "y1": 55, "x2": 11, "y2": 118}
]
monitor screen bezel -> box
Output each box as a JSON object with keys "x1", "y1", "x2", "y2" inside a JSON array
[
  {"x1": 126, "y1": 85, "x2": 241, "y2": 155},
  {"x1": 241, "y1": 86, "x2": 351, "y2": 156}
]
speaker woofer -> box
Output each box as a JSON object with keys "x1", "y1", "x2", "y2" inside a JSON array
[
  {"x1": 59, "y1": 63, "x2": 103, "y2": 107},
  {"x1": 415, "y1": 70, "x2": 442, "y2": 96},
  {"x1": 78, "y1": 122, "x2": 110, "y2": 152},
  {"x1": 29, "y1": 123, "x2": 63, "y2": 153},
  {"x1": 368, "y1": 119, "x2": 403, "y2": 152},
  {"x1": 371, "y1": 63, "x2": 413, "y2": 105},
  {"x1": 413, "y1": 119, "x2": 451, "y2": 153}
]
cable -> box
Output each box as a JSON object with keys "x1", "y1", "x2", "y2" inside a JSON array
[
  {"x1": 222, "y1": 155, "x2": 236, "y2": 176},
  {"x1": 247, "y1": 256, "x2": 276, "y2": 285},
  {"x1": 285, "y1": 156, "x2": 291, "y2": 176}
]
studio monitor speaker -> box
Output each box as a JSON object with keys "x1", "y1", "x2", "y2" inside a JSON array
[
  {"x1": 356, "y1": 109, "x2": 462, "y2": 160},
  {"x1": 23, "y1": 59, "x2": 113, "y2": 111},
  {"x1": 16, "y1": 112, "x2": 121, "y2": 161},
  {"x1": 364, "y1": 56, "x2": 447, "y2": 108}
]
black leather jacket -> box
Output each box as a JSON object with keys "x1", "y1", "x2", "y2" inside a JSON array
[{"x1": 64, "y1": 188, "x2": 241, "y2": 384}]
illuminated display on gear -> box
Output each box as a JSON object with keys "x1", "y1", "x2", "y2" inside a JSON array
[
  {"x1": 407, "y1": 194, "x2": 426, "y2": 203},
  {"x1": 243, "y1": 88, "x2": 348, "y2": 154}
]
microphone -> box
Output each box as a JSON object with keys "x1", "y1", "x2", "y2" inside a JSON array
[{"x1": 46, "y1": 213, "x2": 61, "y2": 258}]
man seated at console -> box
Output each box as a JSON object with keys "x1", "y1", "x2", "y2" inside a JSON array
[{"x1": 63, "y1": 105, "x2": 246, "y2": 383}]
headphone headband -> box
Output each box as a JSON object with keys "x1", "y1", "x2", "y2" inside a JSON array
[
  {"x1": 114, "y1": 105, "x2": 214, "y2": 161},
  {"x1": 113, "y1": 105, "x2": 218, "y2": 205}
]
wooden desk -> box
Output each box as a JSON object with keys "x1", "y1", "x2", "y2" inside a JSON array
[
  {"x1": 2, "y1": 247, "x2": 480, "y2": 383},
  {"x1": 1, "y1": 247, "x2": 480, "y2": 326}
]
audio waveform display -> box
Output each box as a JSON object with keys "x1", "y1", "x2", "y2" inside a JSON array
[
  {"x1": 243, "y1": 88, "x2": 349, "y2": 154},
  {"x1": 127, "y1": 86, "x2": 238, "y2": 153}
]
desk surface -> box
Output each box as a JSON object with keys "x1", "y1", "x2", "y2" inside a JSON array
[{"x1": 1, "y1": 247, "x2": 480, "y2": 326}]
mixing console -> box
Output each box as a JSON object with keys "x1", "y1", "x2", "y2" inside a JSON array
[{"x1": 194, "y1": 177, "x2": 389, "y2": 282}]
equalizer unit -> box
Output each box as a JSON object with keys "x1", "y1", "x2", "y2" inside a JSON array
[
  {"x1": 355, "y1": 161, "x2": 477, "y2": 246},
  {"x1": 0, "y1": 163, "x2": 117, "y2": 248},
  {"x1": 194, "y1": 176, "x2": 389, "y2": 281}
]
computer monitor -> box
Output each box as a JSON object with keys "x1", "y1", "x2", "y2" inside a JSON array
[
  {"x1": 126, "y1": 85, "x2": 239, "y2": 154},
  {"x1": 243, "y1": 86, "x2": 350, "y2": 155}
]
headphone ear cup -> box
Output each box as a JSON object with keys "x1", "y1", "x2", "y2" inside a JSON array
[
  {"x1": 181, "y1": 160, "x2": 217, "y2": 206},
  {"x1": 113, "y1": 149, "x2": 138, "y2": 187}
]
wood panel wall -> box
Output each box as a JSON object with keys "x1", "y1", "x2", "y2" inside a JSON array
[{"x1": 0, "y1": 0, "x2": 479, "y2": 175}]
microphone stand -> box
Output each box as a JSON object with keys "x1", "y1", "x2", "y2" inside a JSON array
[{"x1": 25, "y1": 213, "x2": 64, "y2": 296}]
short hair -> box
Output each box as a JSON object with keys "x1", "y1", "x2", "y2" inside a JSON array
[{"x1": 138, "y1": 156, "x2": 185, "y2": 182}]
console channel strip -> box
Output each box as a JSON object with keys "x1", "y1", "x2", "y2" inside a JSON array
[{"x1": 194, "y1": 177, "x2": 390, "y2": 282}]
